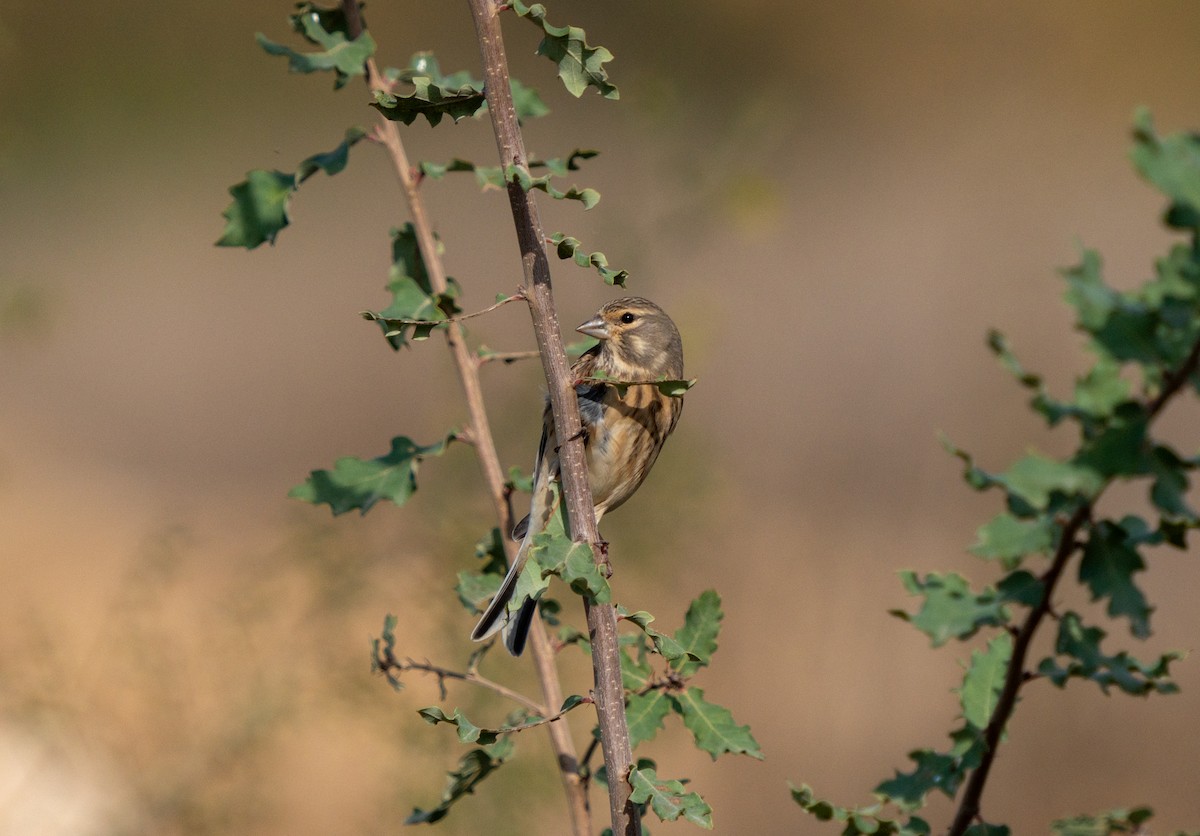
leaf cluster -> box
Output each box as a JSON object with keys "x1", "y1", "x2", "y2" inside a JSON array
[{"x1": 796, "y1": 112, "x2": 1200, "y2": 834}]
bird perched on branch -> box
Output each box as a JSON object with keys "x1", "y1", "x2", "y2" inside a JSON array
[{"x1": 471, "y1": 296, "x2": 685, "y2": 655}]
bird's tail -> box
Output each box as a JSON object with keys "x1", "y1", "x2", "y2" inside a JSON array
[{"x1": 470, "y1": 538, "x2": 537, "y2": 655}]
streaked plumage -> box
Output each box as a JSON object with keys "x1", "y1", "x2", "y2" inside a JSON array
[{"x1": 471, "y1": 297, "x2": 684, "y2": 655}]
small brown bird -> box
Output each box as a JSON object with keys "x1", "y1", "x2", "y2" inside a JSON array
[{"x1": 471, "y1": 297, "x2": 685, "y2": 655}]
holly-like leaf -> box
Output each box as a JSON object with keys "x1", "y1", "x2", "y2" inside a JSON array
[
  {"x1": 1037, "y1": 612, "x2": 1181, "y2": 696},
  {"x1": 1078, "y1": 521, "x2": 1152, "y2": 639},
  {"x1": 509, "y1": 480, "x2": 612, "y2": 606},
  {"x1": 891, "y1": 572, "x2": 1010, "y2": 647},
  {"x1": 875, "y1": 749, "x2": 964, "y2": 810},
  {"x1": 549, "y1": 233, "x2": 628, "y2": 286},
  {"x1": 372, "y1": 82, "x2": 486, "y2": 127},
  {"x1": 792, "y1": 784, "x2": 933, "y2": 835},
  {"x1": 289, "y1": 433, "x2": 455, "y2": 515},
  {"x1": 626, "y1": 691, "x2": 672, "y2": 748},
  {"x1": 672, "y1": 687, "x2": 763, "y2": 761},
  {"x1": 216, "y1": 128, "x2": 367, "y2": 249},
  {"x1": 417, "y1": 707, "x2": 499, "y2": 745},
  {"x1": 620, "y1": 645, "x2": 654, "y2": 692},
  {"x1": 510, "y1": 1, "x2": 619, "y2": 100},
  {"x1": 257, "y1": 3, "x2": 375, "y2": 89},
  {"x1": 1073, "y1": 404, "x2": 1150, "y2": 478},
  {"x1": 970, "y1": 512, "x2": 1055, "y2": 569},
  {"x1": 456, "y1": 570, "x2": 502, "y2": 615},
  {"x1": 506, "y1": 164, "x2": 600, "y2": 208},
  {"x1": 365, "y1": 224, "x2": 462, "y2": 349},
  {"x1": 1050, "y1": 806, "x2": 1154, "y2": 836},
  {"x1": 1148, "y1": 444, "x2": 1199, "y2": 522},
  {"x1": 1131, "y1": 108, "x2": 1200, "y2": 227},
  {"x1": 405, "y1": 738, "x2": 513, "y2": 824},
  {"x1": 627, "y1": 767, "x2": 713, "y2": 828},
  {"x1": 959, "y1": 633, "x2": 1012, "y2": 730},
  {"x1": 672, "y1": 590, "x2": 723, "y2": 676},
  {"x1": 619, "y1": 608, "x2": 692, "y2": 663}
]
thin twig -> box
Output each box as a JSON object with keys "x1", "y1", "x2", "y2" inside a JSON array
[
  {"x1": 389, "y1": 656, "x2": 546, "y2": 715},
  {"x1": 948, "y1": 332, "x2": 1200, "y2": 834},
  {"x1": 339, "y1": 4, "x2": 590, "y2": 833},
  {"x1": 478, "y1": 349, "x2": 541, "y2": 365},
  {"x1": 362, "y1": 292, "x2": 526, "y2": 327}
]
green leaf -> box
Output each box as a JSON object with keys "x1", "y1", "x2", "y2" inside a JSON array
[
  {"x1": 370, "y1": 613, "x2": 402, "y2": 690},
  {"x1": 620, "y1": 645, "x2": 654, "y2": 692},
  {"x1": 1050, "y1": 805, "x2": 1155, "y2": 836},
  {"x1": 891, "y1": 572, "x2": 1010, "y2": 647},
  {"x1": 216, "y1": 128, "x2": 367, "y2": 248},
  {"x1": 1073, "y1": 404, "x2": 1150, "y2": 477},
  {"x1": 1131, "y1": 108, "x2": 1200, "y2": 226},
  {"x1": 875, "y1": 749, "x2": 965, "y2": 809},
  {"x1": 364, "y1": 224, "x2": 462, "y2": 349},
  {"x1": 619, "y1": 608, "x2": 693, "y2": 663},
  {"x1": 371, "y1": 52, "x2": 486, "y2": 126},
  {"x1": 510, "y1": 1, "x2": 619, "y2": 100},
  {"x1": 512, "y1": 480, "x2": 611, "y2": 605},
  {"x1": 549, "y1": 233, "x2": 628, "y2": 286},
  {"x1": 672, "y1": 590, "x2": 723, "y2": 676},
  {"x1": 404, "y1": 738, "x2": 513, "y2": 824},
  {"x1": 1078, "y1": 521, "x2": 1152, "y2": 638},
  {"x1": 289, "y1": 433, "x2": 455, "y2": 515},
  {"x1": 996, "y1": 570, "x2": 1043, "y2": 607},
  {"x1": 456, "y1": 570, "x2": 502, "y2": 615},
  {"x1": 970, "y1": 513, "x2": 1055, "y2": 569},
  {"x1": 1037, "y1": 611, "x2": 1181, "y2": 696},
  {"x1": 505, "y1": 164, "x2": 600, "y2": 208},
  {"x1": 256, "y1": 3, "x2": 375, "y2": 89},
  {"x1": 1148, "y1": 444, "x2": 1199, "y2": 522},
  {"x1": 963, "y1": 825, "x2": 1011, "y2": 836},
  {"x1": 216, "y1": 169, "x2": 295, "y2": 249},
  {"x1": 627, "y1": 767, "x2": 713, "y2": 828},
  {"x1": 417, "y1": 706, "x2": 498, "y2": 745},
  {"x1": 959, "y1": 633, "x2": 1012, "y2": 730},
  {"x1": 1062, "y1": 248, "x2": 1115, "y2": 331},
  {"x1": 1072, "y1": 356, "x2": 1132, "y2": 418},
  {"x1": 625, "y1": 691, "x2": 672, "y2": 748},
  {"x1": 672, "y1": 687, "x2": 763, "y2": 760},
  {"x1": 792, "y1": 784, "x2": 933, "y2": 835},
  {"x1": 1000, "y1": 454, "x2": 1104, "y2": 511}
]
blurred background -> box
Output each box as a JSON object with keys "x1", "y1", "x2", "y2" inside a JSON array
[{"x1": 4, "y1": 1, "x2": 1200, "y2": 833}]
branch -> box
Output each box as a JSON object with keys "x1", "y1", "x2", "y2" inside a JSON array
[
  {"x1": 465, "y1": 2, "x2": 641, "y2": 834},
  {"x1": 340, "y1": 4, "x2": 590, "y2": 833},
  {"x1": 361, "y1": 291, "x2": 525, "y2": 327},
  {"x1": 948, "y1": 332, "x2": 1200, "y2": 834},
  {"x1": 376, "y1": 651, "x2": 545, "y2": 715}
]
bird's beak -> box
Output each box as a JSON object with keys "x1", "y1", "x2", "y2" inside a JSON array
[{"x1": 576, "y1": 314, "x2": 610, "y2": 340}]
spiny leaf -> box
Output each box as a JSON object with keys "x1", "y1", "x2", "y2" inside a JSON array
[
  {"x1": 875, "y1": 748, "x2": 967, "y2": 809},
  {"x1": 1131, "y1": 108, "x2": 1200, "y2": 228},
  {"x1": 257, "y1": 3, "x2": 375, "y2": 89},
  {"x1": 891, "y1": 572, "x2": 1010, "y2": 647},
  {"x1": 549, "y1": 233, "x2": 628, "y2": 286},
  {"x1": 1037, "y1": 611, "x2": 1181, "y2": 696},
  {"x1": 1050, "y1": 806, "x2": 1154, "y2": 836},
  {"x1": 619, "y1": 608, "x2": 693, "y2": 663},
  {"x1": 506, "y1": 164, "x2": 600, "y2": 208},
  {"x1": 585, "y1": 369, "x2": 697, "y2": 398},
  {"x1": 364, "y1": 224, "x2": 462, "y2": 349},
  {"x1": 672, "y1": 590, "x2": 723, "y2": 676},
  {"x1": 511, "y1": 480, "x2": 611, "y2": 606},
  {"x1": 216, "y1": 128, "x2": 366, "y2": 248},
  {"x1": 792, "y1": 784, "x2": 933, "y2": 835},
  {"x1": 289, "y1": 433, "x2": 455, "y2": 515},
  {"x1": 1078, "y1": 521, "x2": 1152, "y2": 638},
  {"x1": 627, "y1": 767, "x2": 713, "y2": 828},
  {"x1": 959, "y1": 633, "x2": 1012, "y2": 730},
  {"x1": 417, "y1": 706, "x2": 498, "y2": 745},
  {"x1": 404, "y1": 739, "x2": 513, "y2": 824},
  {"x1": 970, "y1": 512, "x2": 1055, "y2": 569},
  {"x1": 510, "y1": 1, "x2": 619, "y2": 100},
  {"x1": 672, "y1": 687, "x2": 763, "y2": 761},
  {"x1": 625, "y1": 691, "x2": 672, "y2": 748}
]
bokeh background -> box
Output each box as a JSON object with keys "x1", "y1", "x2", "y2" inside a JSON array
[{"x1": 4, "y1": 2, "x2": 1200, "y2": 833}]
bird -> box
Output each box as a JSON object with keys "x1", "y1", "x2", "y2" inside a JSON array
[{"x1": 471, "y1": 296, "x2": 685, "y2": 656}]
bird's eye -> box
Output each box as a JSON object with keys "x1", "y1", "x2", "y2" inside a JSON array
[{"x1": 620, "y1": 312, "x2": 636, "y2": 324}]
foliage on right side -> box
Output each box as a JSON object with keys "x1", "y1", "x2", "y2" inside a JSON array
[{"x1": 794, "y1": 110, "x2": 1200, "y2": 836}]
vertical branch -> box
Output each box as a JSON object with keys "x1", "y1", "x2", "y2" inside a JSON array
[
  {"x1": 465, "y1": 2, "x2": 641, "y2": 834},
  {"x1": 339, "y1": 4, "x2": 590, "y2": 834}
]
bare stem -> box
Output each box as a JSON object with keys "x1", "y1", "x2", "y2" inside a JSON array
[
  {"x1": 948, "y1": 332, "x2": 1200, "y2": 834},
  {"x1": 340, "y1": 4, "x2": 590, "y2": 833},
  {"x1": 466, "y1": 2, "x2": 640, "y2": 833}
]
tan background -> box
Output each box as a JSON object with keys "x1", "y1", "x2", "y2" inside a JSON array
[{"x1": 3, "y1": 2, "x2": 1200, "y2": 833}]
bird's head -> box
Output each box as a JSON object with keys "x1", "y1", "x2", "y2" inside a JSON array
[{"x1": 576, "y1": 297, "x2": 683, "y2": 379}]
